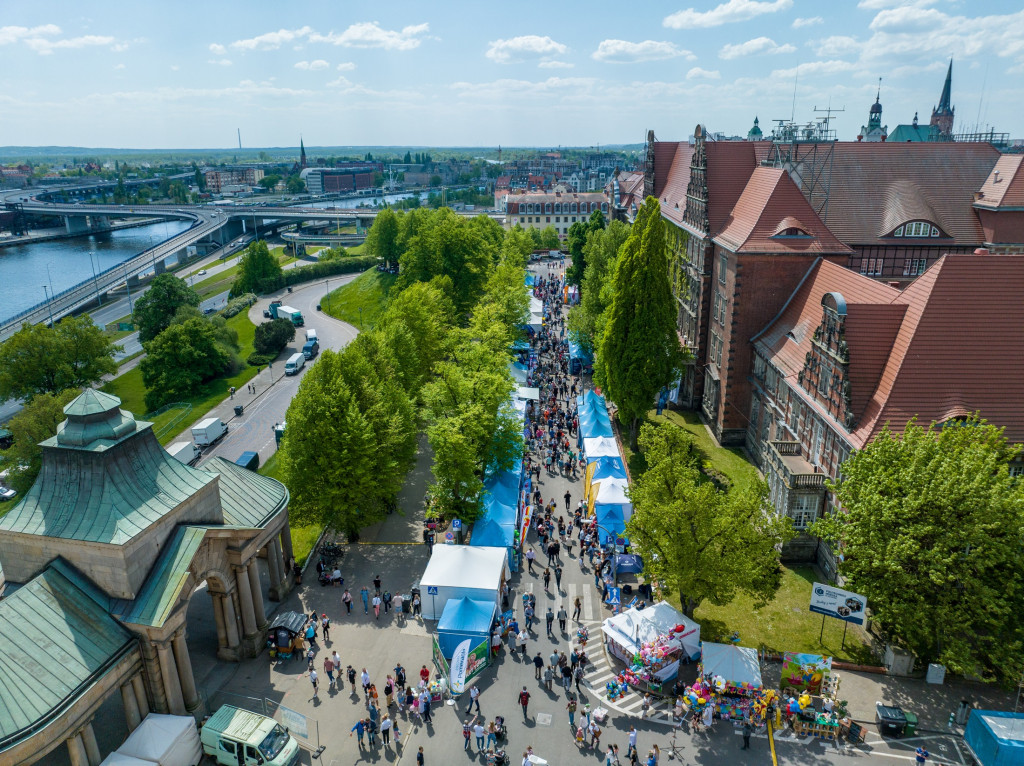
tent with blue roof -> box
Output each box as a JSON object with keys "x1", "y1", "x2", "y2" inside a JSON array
[
  {"x1": 589, "y1": 456, "x2": 627, "y2": 481},
  {"x1": 569, "y1": 340, "x2": 594, "y2": 374},
  {"x1": 595, "y1": 504, "x2": 631, "y2": 539},
  {"x1": 472, "y1": 460, "x2": 523, "y2": 569},
  {"x1": 577, "y1": 391, "x2": 613, "y2": 441},
  {"x1": 436, "y1": 597, "x2": 497, "y2": 658}
]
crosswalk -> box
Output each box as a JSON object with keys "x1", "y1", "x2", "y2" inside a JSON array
[{"x1": 519, "y1": 581, "x2": 595, "y2": 621}]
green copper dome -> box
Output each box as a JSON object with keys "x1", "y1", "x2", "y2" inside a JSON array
[{"x1": 56, "y1": 390, "x2": 137, "y2": 448}]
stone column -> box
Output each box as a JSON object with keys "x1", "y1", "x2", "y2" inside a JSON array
[
  {"x1": 235, "y1": 565, "x2": 258, "y2": 637},
  {"x1": 82, "y1": 723, "x2": 101, "y2": 766},
  {"x1": 212, "y1": 593, "x2": 228, "y2": 648},
  {"x1": 281, "y1": 524, "x2": 294, "y2": 562},
  {"x1": 121, "y1": 682, "x2": 142, "y2": 731},
  {"x1": 132, "y1": 674, "x2": 150, "y2": 719},
  {"x1": 267, "y1": 539, "x2": 283, "y2": 599},
  {"x1": 67, "y1": 734, "x2": 88, "y2": 766},
  {"x1": 172, "y1": 632, "x2": 200, "y2": 713},
  {"x1": 156, "y1": 642, "x2": 186, "y2": 715},
  {"x1": 247, "y1": 559, "x2": 267, "y2": 629},
  {"x1": 221, "y1": 591, "x2": 241, "y2": 649}
]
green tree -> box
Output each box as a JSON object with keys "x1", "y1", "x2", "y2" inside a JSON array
[
  {"x1": 567, "y1": 221, "x2": 630, "y2": 352},
  {"x1": 404, "y1": 151, "x2": 412, "y2": 163},
  {"x1": 0, "y1": 388, "x2": 79, "y2": 494},
  {"x1": 567, "y1": 209, "x2": 606, "y2": 286},
  {"x1": 253, "y1": 318, "x2": 296, "y2": 356},
  {"x1": 430, "y1": 174, "x2": 442, "y2": 187},
  {"x1": 231, "y1": 240, "x2": 282, "y2": 297},
  {"x1": 0, "y1": 317, "x2": 121, "y2": 402},
  {"x1": 812, "y1": 418, "x2": 1024, "y2": 683},
  {"x1": 364, "y1": 207, "x2": 401, "y2": 267},
  {"x1": 140, "y1": 318, "x2": 232, "y2": 410},
  {"x1": 626, "y1": 422, "x2": 792, "y2": 617},
  {"x1": 286, "y1": 174, "x2": 306, "y2": 194},
  {"x1": 539, "y1": 225, "x2": 561, "y2": 251},
  {"x1": 595, "y1": 197, "x2": 685, "y2": 446},
  {"x1": 259, "y1": 174, "x2": 282, "y2": 190},
  {"x1": 133, "y1": 273, "x2": 201, "y2": 343},
  {"x1": 377, "y1": 281, "x2": 455, "y2": 396}
]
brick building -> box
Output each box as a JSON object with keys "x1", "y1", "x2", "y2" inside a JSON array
[
  {"x1": 203, "y1": 166, "x2": 264, "y2": 193},
  {"x1": 503, "y1": 191, "x2": 609, "y2": 237}
]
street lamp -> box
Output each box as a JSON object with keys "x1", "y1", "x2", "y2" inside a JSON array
[
  {"x1": 42, "y1": 285, "x2": 55, "y2": 327},
  {"x1": 122, "y1": 262, "x2": 134, "y2": 315},
  {"x1": 89, "y1": 252, "x2": 102, "y2": 306}
]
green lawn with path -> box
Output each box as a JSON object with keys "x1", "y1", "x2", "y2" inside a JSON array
[
  {"x1": 100, "y1": 311, "x2": 259, "y2": 445},
  {"x1": 321, "y1": 268, "x2": 396, "y2": 329}
]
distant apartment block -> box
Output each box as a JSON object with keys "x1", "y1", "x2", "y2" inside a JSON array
[
  {"x1": 504, "y1": 191, "x2": 609, "y2": 237},
  {"x1": 204, "y1": 167, "x2": 264, "y2": 193}
]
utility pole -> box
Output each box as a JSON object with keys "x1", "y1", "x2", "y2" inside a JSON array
[
  {"x1": 42, "y1": 286, "x2": 55, "y2": 327},
  {"x1": 122, "y1": 262, "x2": 134, "y2": 315}
]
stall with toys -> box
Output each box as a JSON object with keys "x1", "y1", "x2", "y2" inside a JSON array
[
  {"x1": 698, "y1": 643, "x2": 764, "y2": 722},
  {"x1": 780, "y1": 653, "x2": 846, "y2": 742},
  {"x1": 601, "y1": 602, "x2": 700, "y2": 698}
]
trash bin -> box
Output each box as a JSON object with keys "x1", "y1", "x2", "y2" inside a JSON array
[
  {"x1": 876, "y1": 703, "x2": 907, "y2": 737},
  {"x1": 402, "y1": 594, "x2": 412, "y2": 613},
  {"x1": 903, "y1": 711, "x2": 918, "y2": 737},
  {"x1": 234, "y1": 405, "x2": 244, "y2": 417}
]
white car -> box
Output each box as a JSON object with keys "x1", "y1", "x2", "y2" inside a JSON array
[
  {"x1": 197, "y1": 269, "x2": 207, "y2": 276},
  {"x1": 0, "y1": 487, "x2": 16, "y2": 501}
]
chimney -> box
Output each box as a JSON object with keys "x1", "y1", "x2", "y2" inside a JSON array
[
  {"x1": 994, "y1": 171, "x2": 1001, "y2": 183},
  {"x1": 974, "y1": 248, "x2": 990, "y2": 255}
]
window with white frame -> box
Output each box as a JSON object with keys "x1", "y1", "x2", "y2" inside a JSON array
[
  {"x1": 903, "y1": 258, "x2": 927, "y2": 276},
  {"x1": 789, "y1": 494, "x2": 819, "y2": 529}
]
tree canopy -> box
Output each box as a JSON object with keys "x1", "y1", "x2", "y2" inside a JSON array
[
  {"x1": 139, "y1": 317, "x2": 233, "y2": 410},
  {"x1": 0, "y1": 317, "x2": 121, "y2": 402},
  {"x1": 595, "y1": 197, "x2": 685, "y2": 445},
  {"x1": 231, "y1": 240, "x2": 282, "y2": 297},
  {"x1": 567, "y1": 220, "x2": 630, "y2": 353},
  {"x1": 0, "y1": 388, "x2": 79, "y2": 494},
  {"x1": 626, "y1": 422, "x2": 792, "y2": 617},
  {"x1": 132, "y1": 274, "x2": 201, "y2": 343},
  {"x1": 812, "y1": 417, "x2": 1024, "y2": 683},
  {"x1": 253, "y1": 318, "x2": 296, "y2": 356},
  {"x1": 364, "y1": 207, "x2": 402, "y2": 266},
  {"x1": 566, "y1": 209, "x2": 606, "y2": 286}
]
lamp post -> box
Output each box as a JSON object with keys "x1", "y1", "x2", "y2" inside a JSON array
[
  {"x1": 89, "y1": 252, "x2": 102, "y2": 306},
  {"x1": 42, "y1": 285, "x2": 55, "y2": 327},
  {"x1": 122, "y1": 262, "x2": 134, "y2": 315}
]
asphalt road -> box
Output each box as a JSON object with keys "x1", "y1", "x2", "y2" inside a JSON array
[{"x1": 194, "y1": 275, "x2": 360, "y2": 467}]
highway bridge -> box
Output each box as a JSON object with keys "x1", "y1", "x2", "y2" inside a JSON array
[{"x1": 1, "y1": 185, "x2": 501, "y2": 341}]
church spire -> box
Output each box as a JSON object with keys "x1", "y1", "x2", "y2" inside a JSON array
[
  {"x1": 938, "y1": 58, "x2": 952, "y2": 112},
  {"x1": 929, "y1": 59, "x2": 954, "y2": 138},
  {"x1": 299, "y1": 137, "x2": 307, "y2": 169}
]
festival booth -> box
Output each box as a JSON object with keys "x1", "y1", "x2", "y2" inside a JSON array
[
  {"x1": 698, "y1": 643, "x2": 764, "y2": 722},
  {"x1": 569, "y1": 340, "x2": 594, "y2": 375},
  {"x1": 600, "y1": 601, "x2": 700, "y2": 696},
  {"x1": 528, "y1": 296, "x2": 545, "y2": 332},
  {"x1": 577, "y1": 391, "x2": 614, "y2": 443},
  {"x1": 780, "y1": 653, "x2": 844, "y2": 740},
  {"x1": 583, "y1": 436, "x2": 619, "y2": 460},
  {"x1": 436, "y1": 597, "x2": 496, "y2": 658},
  {"x1": 509, "y1": 361, "x2": 529, "y2": 385},
  {"x1": 418, "y1": 545, "x2": 510, "y2": 620},
  {"x1": 472, "y1": 460, "x2": 523, "y2": 571}
]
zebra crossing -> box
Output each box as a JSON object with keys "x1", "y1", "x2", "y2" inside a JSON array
[{"x1": 520, "y1": 581, "x2": 595, "y2": 621}]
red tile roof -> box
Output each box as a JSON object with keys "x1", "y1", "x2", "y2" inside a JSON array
[
  {"x1": 975, "y1": 155, "x2": 1024, "y2": 210},
  {"x1": 755, "y1": 253, "x2": 1024, "y2": 448},
  {"x1": 655, "y1": 143, "x2": 693, "y2": 226},
  {"x1": 652, "y1": 142, "x2": 683, "y2": 199},
  {"x1": 713, "y1": 167, "x2": 852, "y2": 255},
  {"x1": 705, "y1": 141, "x2": 757, "y2": 234}
]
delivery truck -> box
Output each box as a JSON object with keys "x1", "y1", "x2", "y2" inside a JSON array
[
  {"x1": 284, "y1": 353, "x2": 305, "y2": 376},
  {"x1": 265, "y1": 301, "x2": 304, "y2": 327},
  {"x1": 200, "y1": 705, "x2": 300, "y2": 766},
  {"x1": 167, "y1": 441, "x2": 201, "y2": 466},
  {"x1": 191, "y1": 417, "x2": 228, "y2": 447}
]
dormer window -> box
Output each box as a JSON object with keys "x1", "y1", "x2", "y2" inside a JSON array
[
  {"x1": 893, "y1": 221, "x2": 942, "y2": 238},
  {"x1": 776, "y1": 227, "x2": 810, "y2": 237},
  {"x1": 772, "y1": 217, "x2": 812, "y2": 238}
]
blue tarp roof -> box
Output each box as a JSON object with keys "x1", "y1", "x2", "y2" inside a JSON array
[
  {"x1": 525, "y1": 273, "x2": 536, "y2": 287},
  {"x1": 436, "y1": 597, "x2": 496, "y2": 657},
  {"x1": 965, "y1": 711, "x2": 1024, "y2": 766},
  {"x1": 472, "y1": 460, "x2": 521, "y2": 548},
  {"x1": 614, "y1": 554, "x2": 644, "y2": 574},
  {"x1": 569, "y1": 340, "x2": 593, "y2": 363},
  {"x1": 511, "y1": 340, "x2": 530, "y2": 351},
  {"x1": 595, "y1": 503, "x2": 632, "y2": 537},
  {"x1": 472, "y1": 517, "x2": 517, "y2": 548},
  {"x1": 589, "y1": 456, "x2": 627, "y2": 481},
  {"x1": 578, "y1": 391, "x2": 614, "y2": 439}
]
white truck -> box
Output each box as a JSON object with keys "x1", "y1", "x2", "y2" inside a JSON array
[
  {"x1": 166, "y1": 441, "x2": 201, "y2": 466},
  {"x1": 284, "y1": 352, "x2": 305, "y2": 376},
  {"x1": 305, "y1": 328, "x2": 318, "y2": 343},
  {"x1": 191, "y1": 417, "x2": 228, "y2": 448}
]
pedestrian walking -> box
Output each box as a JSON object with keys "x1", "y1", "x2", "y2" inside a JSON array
[
  {"x1": 373, "y1": 574, "x2": 382, "y2": 595},
  {"x1": 627, "y1": 727, "x2": 638, "y2": 760},
  {"x1": 554, "y1": 564, "x2": 563, "y2": 591},
  {"x1": 573, "y1": 596, "x2": 582, "y2": 621},
  {"x1": 309, "y1": 668, "x2": 319, "y2": 697},
  {"x1": 543, "y1": 568, "x2": 551, "y2": 592},
  {"x1": 467, "y1": 685, "x2": 481, "y2": 714},
  {"x1": 347, "y1": 665, "x2": 357, "y2": 691},
  {"x1": 361, "y1": 668, "x2": 371, "y2": 699},
  {"x1": 342, "y1": 589, "x2": 353, "y2": 613},
  {"x1": 574, "y1": 665, "x2": 585, "y2": 692},
  {"x1": 543, "y1": 665, "x2": 553, "y2": 690},
  {"x1": 412, "y1": 594, "x2": 421, "y2": 616},
  {"x1": 741, "y1": 720, "x2": 753, "y2": 750},
  {"x1": 525, "y1": 548, "x2": 536, "y2": 573},
  {"x1": 385, "y1": 675, "x2": 395, "y2": 707},
  {"x1": 360, "y1": 586, "x2": 370, "y2": 614},
  {"x1": 395, "y1": 663, "x2": 407, "y2": 690},
  {"x1": 381, "y1": 715, "x2": 393, "y2": 747},
  {"x1": 321, "y1": 613, "x2": 330, "y2": 642},
  {"x1": 545, "y1": 607, "x2": 555, "y2": 636},
  {"x1": 350, "y1": 719, "x2": 366, "y2": 749},
  {"x1": 561, "y1": 664, "x2": 573, "y2": 690},
  {"x1": 518, "y1": 687, "x2": 531, "y2": 719},
  {"x1": 383, "y1": 590, "x2": 393, "y2": 614},
  {"x1": 372, "y1": 594, "x2": 381, "y2": 619},
  {"x1": 533, "y1": 652, "x2": 544, "y2": 680},
  {"x1": 567, "y1": 694, "x2": 578, "y2": 727},
  {"x1": 915, "y1": 747, "x2": 930, "y2": 764},
  {"x1": 641, "y1": 693, "x2": 651, "y2": 719},
  {"x1": 417, "y1": 746, "x2": 425, "y2": 766},
  {"x1": 422, "y1": 693, "x2": 433, "y2": 723},
  {"x1": 564, "y1": 490, "x2": 571, "y2": 512},
  {"x1": 366, "y1": 717, "x2": 378, "y2": 748},
  {"x1": 323, "y1": 656, "x2": 335, "y2": 689},
  {"x1": 557, "y1": 604, "x2": 568, "y2": 632}
]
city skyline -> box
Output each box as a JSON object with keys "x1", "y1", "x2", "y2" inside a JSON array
[{"x1": 2, "y1": 0, "x2": 1024, "y2": 149}]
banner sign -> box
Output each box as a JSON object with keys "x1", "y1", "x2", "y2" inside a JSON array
[
  {"x1": 809, "y1": 582, "x2": 867, "y2": 625},
  {"x1": 431, "y1": 634, "x2": 450, "y2": 680},
  {"x1": 450, "y1": 639, "x2": 472, "y2": 694},
  {"x1": 465, "y1": 639, "x2": 490, "y2": 685},
  {"x1": 781, "y1": 652, "x2": 832, "y2": 693}
]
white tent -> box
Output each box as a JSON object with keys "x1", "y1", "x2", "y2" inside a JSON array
[
  {"x1": 509, "y1": 363, "x2": 528, "y2": 385},
  {"x1": 516, "y1": 387, "x2": 539, "y2": 402},
  {"x1": 583, "y1": 436, "x2": 619, "y2": 459},
  {"x1": 594, "y1": 477, "x2": 630, "y2": 505},
  {"x1": 700, "y1": 642, "x2": 763, "y2": 688},
  {"x1": 528, "y1": 297, "x2": 545, "y2": 331},
  {"x1": 601, "y1": 601, "x2": 701, "y2": 680},
  {"x1": 99, "y1": 754, "x2": 155, "y2": 766},
  {"x1": 419, "y1": 545, "x2": 510, "y2": 620},
  {"x1": 116, "y1": 714, "x2": 203, "y2": 766}
]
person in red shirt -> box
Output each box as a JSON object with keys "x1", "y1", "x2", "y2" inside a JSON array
[{"x1": 420, "y1": 665, "x2": 430, "y2": 686}]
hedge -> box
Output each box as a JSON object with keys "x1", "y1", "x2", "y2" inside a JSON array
[
  {"x1": 255, "y1": 255, "x2": 378, "y2": 294},
  {"x1": 222, "y1": 293, "x2": 258, "y2": 318}
]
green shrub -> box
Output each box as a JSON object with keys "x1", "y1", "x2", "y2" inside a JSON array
[
  {"x1": 222, "y1": 293, "x2": 257, "y2": 318},
  {"x1": 255, "y1": 256, "x2": 379, "y2": 293},
  {"x1": 247, "y1": 352, "x2": 274, "y2": 367}
]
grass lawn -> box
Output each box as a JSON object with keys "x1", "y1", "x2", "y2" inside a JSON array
[
  {"x1": 321, "y1": 268, "x2": 396, "y2": 329},
  {"x1": 188, "y1": 248, "x2": 296, "y2": 299},
  {"x1": 689, "y1": 565, "x2": 874, "y2": 664},
  {"x1": 259, "y1": 452, "x2": 320, "y2": 567},
  {"x1": 101, "y1": 311, "x2": 260, "y2": 445},
  {"x1": 103, "y1": 314, "x2": 135, "y2": 342},
  {"x1": 345, "y1": 243, "x2": 366, "y2": 255}
]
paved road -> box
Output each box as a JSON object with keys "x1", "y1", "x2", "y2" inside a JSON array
[{"x1": 193, "y1": 276, "x2": 359, "y2": 466}]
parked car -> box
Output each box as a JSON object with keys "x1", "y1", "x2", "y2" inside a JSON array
[
  {"x1": 0, "y1": 486, "x2": 16, "y2": 501},
  {"x1": 197, "y1": 269, "x2": 207, "y2": 275}
]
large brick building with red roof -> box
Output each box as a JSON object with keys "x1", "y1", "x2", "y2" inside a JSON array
[{"x1": 646, "y1": 125, "x2": 1024, "y2": 569}]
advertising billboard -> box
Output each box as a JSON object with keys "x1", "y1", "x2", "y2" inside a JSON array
[{"x1": 809, "y1": 582, "x2": 867, "y2": 625}]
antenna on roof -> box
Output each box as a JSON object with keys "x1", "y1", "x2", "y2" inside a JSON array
[
  {"x1": 237, "y1": 128, "x2": 242, "y2": 150},
  {"x1": 791, "y1": 67, "x2": 800, "y2": 123}
]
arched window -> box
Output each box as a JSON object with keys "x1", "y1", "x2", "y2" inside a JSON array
[
  {"x1": 545, "y1": 203, "x2": 552, "y2": 214},
  {"x1": 893, "y1": 221, "x2": 942, "y2": 238},
  {"x1": 571, "y1": 203, "x2": 578, "y2": 213}
]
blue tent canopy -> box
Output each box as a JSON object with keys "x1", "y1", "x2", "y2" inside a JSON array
[
  {"x1": 614, "y1": 554, "x2": 644, "y2": 575},
  {"x1": 589, "y1": 456, "x2": 627, "y2": 481},
  {"x1": 525, "y1": 273, "x2": 536, "y2": 287},
  {"x1": 511, "y1": 339, "x2": 530, "y2": 352},
  {"x1": 595, "y1": 503, "x2": 632, "y2": 537},
  {"x1": 472, "y1": 517, "x2": 517, "y2": 548},
  {"x1": 577, "y1": 391, "x2": 613, "y2": 440},
  {"x1": 437, "y1": 597, "x2": 496, "y2": 658}
]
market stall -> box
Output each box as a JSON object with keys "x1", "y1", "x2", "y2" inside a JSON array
[
  {"x1": 569, "y1": 340, "x2": 594, "y2": 375},
  {"x1": 583, "y1": 436, "x2": 619, "y2": 459},
  {"x1": 964, "y1": 710, "x2": 1024, "y2": 766},
  {"x1": 699, "y1": 643, "x2": 764, "y2": 722},
  {"x1": 601, "y1": 601, "x2": 700, "y2": 690},
  {"x1": 436, "y1": 597, "x2": 496, "y2": 658},
  {"x1": 418, "y1": 545, "x2": 510, "y2": 620},
  {"x1": 577, "y1": 391, "x2": 613, "y2": 442},
  {"x1": 780, "y1": 652, "x2": 833, "y2": 695}
]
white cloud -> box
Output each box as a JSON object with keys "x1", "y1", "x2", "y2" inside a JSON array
[
  {"x1": 771, "y1": 59, "x2": 857, "y2": 78},
  {"x1": 486, "y1": 35, "x2": 568, "y2": 64},
  {"x1": 719, "y1": 36, "x2": 796, "y2": 59},
  {"x1": 328, "y1": 76, "x2": 353, "y2": 88},
  {"x1": 0, "y1": 24, "x2": 61, "y2": 45},
  {"x1": 209, "y1": 43, "x2": 227, "y2": 55},
  {"x1": 664, "y1": 0, "x2": 793, "y2": 29},
  {"x1": 230, "y1": 26, "x2": 312, "y2": 51},
  {"x1": 451, "y1": 76, "x2": 597, "y2": 101},
  {"x1": 592, "y1": 39, "x2": 695, "y2": 63},
  {"x1": 24, "y1": 34, "x2": 115, "y2": 55},
  {"x1": 538, "y1": 60, "x2": 574, "y2": 69},
  {"x1": 336, "y1": 61, "x2": 356, "y2": 71},
  {"x1": 857, "y1": 0, "x2": 938, "y2": 9},
  {"x1": 792, "y1": 16, "x2": 823, "y2": 28},
  {"x1": 687, "y1": 67, "x2": 721, "y2": 79},
  {"x1": 812, "y1": 35, "x2": 861, "y2": 58},
  {"x1": 170, "y1": 65, "x2": 180, "y2": 71},
  {"x1": 311, "y1": 22, "x2": 430, "y2": 50},
  {"x1": 207, "y1": 58, "x2": 233, "y2": 66},
  {"x1": 294, "y1": 59, "x2": 329, "y2": 71},
  {"x1": 114, "y1": 63, "x2": 125, "y2": 70}
]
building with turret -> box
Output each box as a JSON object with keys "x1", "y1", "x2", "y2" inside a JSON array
[
  {"x1": 890, "y1": 60, "x2": 954, "y2": 143},
  {"x1": 747, "y1": 117, "x2": 764, "y2": 141},
  {"x1": 857, "y1": 84, "x2": 888, "y2": 142}
]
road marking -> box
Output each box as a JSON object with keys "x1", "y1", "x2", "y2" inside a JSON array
[
  {"x1": 582, "y1": 584, "x2": 593, "y2": 621},
  {"x1": 768, "y1": 720, "x2": 778, "y2": 766}
]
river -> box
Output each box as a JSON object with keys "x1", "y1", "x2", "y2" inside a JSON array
[{"x1": 0, "y1": 219, "x2": 191, "y2": 321}]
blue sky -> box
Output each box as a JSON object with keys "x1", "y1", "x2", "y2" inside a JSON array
[{"x1": 2, "y1": 0, "x2": 1022, "y2": 149}]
